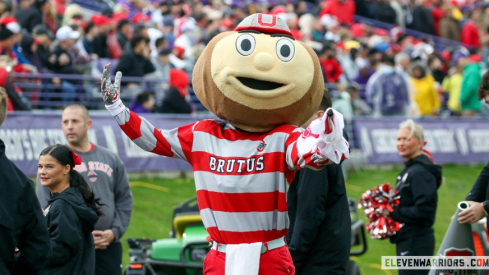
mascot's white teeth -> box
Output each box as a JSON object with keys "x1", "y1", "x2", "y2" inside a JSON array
[{"x1": 236, "y1": 77, "x2": 284, "y2": 90}]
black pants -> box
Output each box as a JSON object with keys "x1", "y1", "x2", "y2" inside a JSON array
[
  {"x1": 396, "y1": 233, "x2": 435, "y2": 275},
  {"x1": 95, "y1": 242, "x2": 122, "y2": 275}
]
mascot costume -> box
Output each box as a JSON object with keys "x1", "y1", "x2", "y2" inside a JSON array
[{"x1": 101, "y1": 13, "x2": 349, "y2": 275}]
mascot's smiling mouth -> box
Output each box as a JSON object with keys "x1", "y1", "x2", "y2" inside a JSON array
[
  {"x1": 237, "y1": 77, "x2": 283, "y2": 90},
  {"x1": 226, "y1": 75, "x2": 296, "y2": 98}
]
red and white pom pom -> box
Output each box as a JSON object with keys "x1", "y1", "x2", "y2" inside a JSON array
[{"x1": 358, "y1": 183, "x2": 403, "y2": 239}]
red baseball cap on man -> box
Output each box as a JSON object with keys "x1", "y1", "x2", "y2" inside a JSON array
[
  {"x1": 91, "y1": 14, "x2": 112, "y2": 26},
  {"x1": 235, "y1": 13, "x2": 292, "y2": 37}
]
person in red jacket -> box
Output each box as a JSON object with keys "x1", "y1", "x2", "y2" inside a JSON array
[
  {"x1": 319, "y1": 44, "x2": 343, "y2": 83},
  {"x1": 319, "y1": 0, "x2": 356, "y2": 24},
  {"x1": 461, "y1": 8, "x2": 481, "y2": 49}
]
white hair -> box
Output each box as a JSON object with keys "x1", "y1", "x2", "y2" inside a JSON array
[
  {"x1": 395, "y1": 52, "x2": 410, "y2": 66},
  {"x1": 399, "y1": 119, "x2": 424, "y2": 142}
]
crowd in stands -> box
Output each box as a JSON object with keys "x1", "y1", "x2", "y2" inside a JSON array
[{"x1": 0, "y1": 0, "x2": 488, "y2": 117}]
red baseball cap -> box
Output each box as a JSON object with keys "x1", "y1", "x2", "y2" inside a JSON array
[
  {"x1": 469, "y1": 54, "x2": 481, "y2": 62},
  {"x1": 91, "y1": 14, "x2": 112, "y2": 26},
  {"x1": 350, "y1": 23, "x2": 365, "y2": 38},
  {"x1": 235, "y1": 13, "x2": 292, "y2": 37},
  {"x1": 132, "y1": 13, "x2": 151, "y2": 24}
]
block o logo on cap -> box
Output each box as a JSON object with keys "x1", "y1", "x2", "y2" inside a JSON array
[{"x1": 235, "y1": 13, "x2": 292, "y2": 37}]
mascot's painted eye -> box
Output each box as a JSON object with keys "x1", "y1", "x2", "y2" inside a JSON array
[
  {"x1": 236, "y1": 34, "x2": 256, "y2": 56},
  {"x1": 276, "y1": 39, "x2": 295, "y2": 62}
]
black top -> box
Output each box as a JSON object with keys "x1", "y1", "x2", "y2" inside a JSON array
[
  {"x1": 115, "y1": 51, "x2": 156, "y2": 81},
  {"x1": 0, "y1": 139, "x2": 50, "y2": 274},
  {"x1": 159, "y1": 87, "x2": 192, "y2": 114},
  {"x1": 41, "y1": 188, "x2": 98, "y2": 275},
  {"x1": 286, "y1": 162, "x2": 351, "y2": 274},
  {"x1": 390, "y1": 154, "x2": 442, "y2": 243},
  {"x1": 465, "y1": 162, "x2": 489, "y2": 227},
  {"x1": 14, "y1": 6, "x2": 42, "y2": 33}
]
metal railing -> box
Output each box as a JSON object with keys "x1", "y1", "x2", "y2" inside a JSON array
[
  {"x1": 354, "y1": 15, "x2": 467, "y2": 51},
  {"x1": 11, "y1": 72, "x2": 205, "y2": 110}
]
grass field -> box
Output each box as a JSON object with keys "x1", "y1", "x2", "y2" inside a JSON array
[{"x1": 121, "y1": 163, "x2": 486, "y2": 275}]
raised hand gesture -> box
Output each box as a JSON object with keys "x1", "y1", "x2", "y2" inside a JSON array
[{"x1": 101, "y1": 64, "x2": 122, "y2": 105}]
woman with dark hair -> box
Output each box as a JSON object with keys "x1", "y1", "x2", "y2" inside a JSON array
[{"x1": 38, "y1": 144, "x2": 102, "y2": 275}]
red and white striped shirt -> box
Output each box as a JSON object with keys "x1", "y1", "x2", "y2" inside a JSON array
[{"x1": 115, "y1": 109, "x2": 333, "y2": 244}]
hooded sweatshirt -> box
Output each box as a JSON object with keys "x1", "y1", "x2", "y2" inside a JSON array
[
  {"x1": 41, "y1": 187, "x2": 99, "y2": 275},
  {"x1": 389, "y1": 154, "x2": 442, "y2": 243},
  {"x1": 159, "y1": 68, "x2": 192, "y2": 113}
]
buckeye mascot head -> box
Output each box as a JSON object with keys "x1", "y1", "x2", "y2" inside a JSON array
[{"x1": 192, "y1": 13, "x2": 324, "y2": 132}]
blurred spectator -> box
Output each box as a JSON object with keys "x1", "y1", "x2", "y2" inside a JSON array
[
  {"x1": 427, "y1": 55, "x2": 445, "y2": 84},
  {"x1": 390, "y1": 0, "x2": 405, "y2": 28},
  {"x1": 20, "y1": 31, "x2": 44, "y2": 72},
  {"x1": 347, "y1": 82, "x2": 373, "y2": 115},
  {"x1": 82, "y1": 22, "x2": 98, "y2": 56},
  {"x1": 366, "y1": 54, "x2": 410, "y2": 117},
  {"x1": 14, "y1": 0, "x2": 46, "y2": 32},
  {"x1": 395, "y1": 52, "x2": 420, "y2": 116},
  {"x1": 440, "y1": 3, "x2": 461, "y2": 42},
  {"x1": 461, "y1": 9, "x2": 481, "y2": 49},
  {"x1": 409, "y1": 0, "x2": 435, "y2": 35},
  {"x1": 152, "y1": 48, "x2": 171, "y2": 84},
  {"x1": 373, "y1": 0, "x2": 397, "y2": 24},
  {"x1": 0, "y1": 55, "x2": 30, "y2": 111},
  {"x1": 52, "y1": 26, "x2": 79, "y2": 75},
  {"x1": 460, "y1": 55, "x2": 482, "y2": 117},
  {"x1": 116, "y1": 19, "x2": 132, "y2": 50},
  {"x1": 43, "y1": 0, "x2": 58, "y2": 34},
  {"x1": 129, "y1": 91, "x2": 155, "y2": 113},
  {"x1": 319, "y1": 43, "x2": 343, "y2": 83},
  {"x1": 427, "y1": 0, "x2": 444, "y2": 36},
  {"x1": 133, "y1": 23, "x2": 149, "y2": 39},
  {"x1": 337, "y1": 42, "x2": 359, "y2": 81},
  {"x1": 411, "y1": 63, "x2": 440, "y2": 116},
  {"x1": 332, "y1": 83, "x2": 354, "y2": 120},
  {"x1": 32, "y1": 24, "x2": 56, "y2": 70},
  {"x1": 62, "y1": 4, "x2": 84, "y2": 27},
  {"x1": 107, "y1": 21, "x2": 124, "y2": 60},
  {"x1": 70, "y1": 23, "x2": 96, "y2": 76},
  {"x1": 115, "y1": 35, "x2": 155, "y2": 85},
  {"x1": 442, "y1": 64, "x2": 463, "y2": 116},
  {"x1": 286, "y1": 13, "x2": 302, "y2": 40},
  {"x1": 0, "y1": 23, "x2": 20, "y2": 69},
  {"x1": 52, "y1": 26, "x2": 80, "y2": 104},
  {"x1": 174, "y1": 18, "x2": 200, "y2": 61},
  {"x1": 158, "y1": 68, "x2": 192, "y2": 114},
  {"x1": 0, "y1": 17, "x2": 37, "y2": 73},
  {"x1": 319, "y1": 0, "x2": 356, "y2": 24},
  {"x1": 148, "y1": 27, "x2": 164, "y2": 57},
  {"x1": 153, "y1": 36, "x2": 168, "y2": 58},
  {"x1": 92, "y1": 14, "x2": 112, "y2": 59}
]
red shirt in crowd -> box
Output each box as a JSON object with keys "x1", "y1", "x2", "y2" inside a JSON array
[
  {"x1": 461, "y1": 21, "x2": 481, "y2": 48},
  {"x1": 320, "y1": 57, "x2": 343, "y2": 83},
  {"x1": 319, "y1": 0, "x2": 356, "y2": 24},
  {"x1": 431, "y1": 7, "x2": 444, "y2": 36}
]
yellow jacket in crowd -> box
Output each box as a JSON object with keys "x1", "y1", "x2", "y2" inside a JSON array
[
  {"x1": 411, "y1": 75, "x2": 440, "y2": 116},
  {"x1": 442, "y1": 73, "x2": 462, "y2": 113}
]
